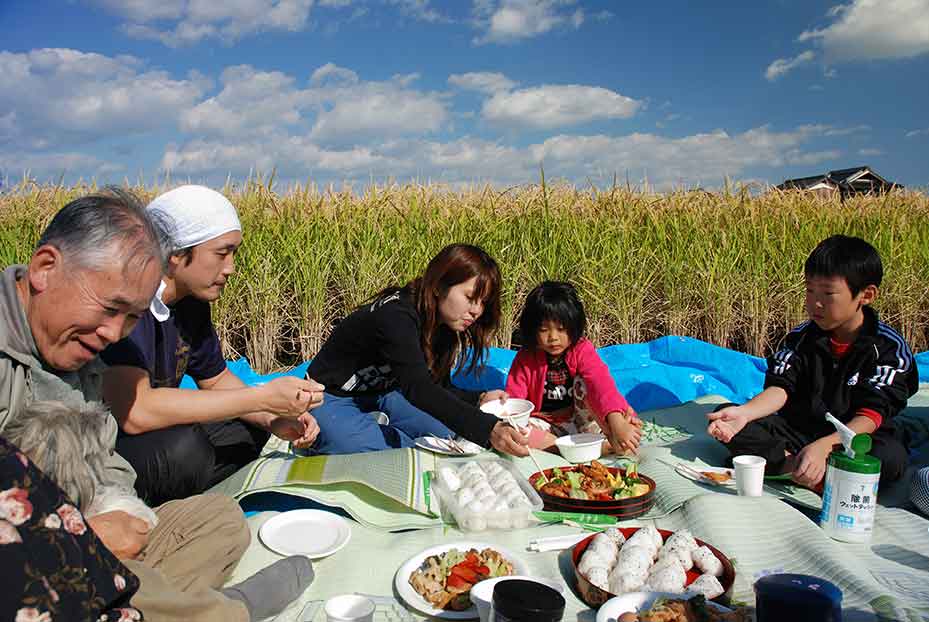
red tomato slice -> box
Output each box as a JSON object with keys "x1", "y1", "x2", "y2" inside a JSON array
[
  {"x1": 451, "y1": 564, "x2": 480, "y2": 583},
  {"x1": 446, "y1": 573, "x2": 471, "y2": 591}
]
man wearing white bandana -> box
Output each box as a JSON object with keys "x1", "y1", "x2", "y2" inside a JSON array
[{"x1": 102, "y1": 185, "x2": 325, "y2": 505}]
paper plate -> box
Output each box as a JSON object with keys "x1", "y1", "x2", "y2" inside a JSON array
[
  {"x1": 258, "y1": 509, "x2": 352, "y2": 559},
  {"x1": 596, "y1": 592, "x2": 733, "y2": 622},
  {"x1": 395, "y1": 541, "x2": 529, "y2": 619},
  {"x1": 674, "y1": 464, "x2": 735, "y2": 487},
  {"x1": 414, "y1": 436, "x2": 484, "y2": 456}
]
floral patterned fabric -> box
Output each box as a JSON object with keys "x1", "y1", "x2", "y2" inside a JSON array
[{"x1": 0, "y1": 436, "x2": 143, "y2": 621}]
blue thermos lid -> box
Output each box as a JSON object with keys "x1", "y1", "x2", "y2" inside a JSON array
[{"x1": 754, "y1": 574, "x2": 842, "y2": 622}]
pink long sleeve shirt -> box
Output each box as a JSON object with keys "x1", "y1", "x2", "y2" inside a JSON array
[{"x1": 505, "y1": 338, "x2": 632, "y2": 429}]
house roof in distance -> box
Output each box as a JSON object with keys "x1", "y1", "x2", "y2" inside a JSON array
[{"x1": 777, "y1": 165, "x2": 902, "y2": 192}]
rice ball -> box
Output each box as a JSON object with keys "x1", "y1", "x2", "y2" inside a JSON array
[
  {"x1": 455, "y1": 487, "x2": 475, "y2": 507},
  {"x1": 577, "y1": 551, "x2": 609, "y2": 576},
  {"x1": 664, "y1": 530, "x2": 699, "y2": 553},
  {"x1": 603, "y1": 527, "x2": 627, "y2": 547},
  {"x1": 490, "y1": 471, "x2": 515, "y2": 488},
  {"x1": 686, "y1": 574, "x2": 725, "y2": 599},
  {"x1": 586, "y1": 567, "x2": 610, "y2": 591},
  {"x1": 657, "y1": 544, "x2": 694, "y2": 571},
  {"x1": 437, "y1": 467, "x2": 462, "y2": 492},
  {"x1": 482, "y1": 462, "x2": 505, "y2": 476},
  {"x1": 615, "y1": 546, "x2": 653, "y2": 577},
  {"x1": 692, "y1": 545, "x2": 724, "y2": 577},
  {"x1": 466, "y1": 499, "x2": 486, "y2": 513},
  {"x1": 608, "y1": 568, "x2": 647, "y2": 594},
  {"x1": 645, "y1": 560, "x2": 687, "y2": 593},
  {"x1": 625, "y1": 530, "x2": 660, "y2": 558},
  {"x1": 460, "y1": 461, "x2": 483, "y2": 477}
]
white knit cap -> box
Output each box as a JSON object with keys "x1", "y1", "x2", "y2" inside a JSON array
[
  {"x1": 146, "y1": 185, "x2": 241, "y2": 321},
  {"x1": 147, "y1": 184, "x2": 242, "y2": 251}
]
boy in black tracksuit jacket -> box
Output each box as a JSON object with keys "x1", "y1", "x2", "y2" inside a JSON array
[{"x1": 708, "y1": 235, "x2": 917, "y2": 487}]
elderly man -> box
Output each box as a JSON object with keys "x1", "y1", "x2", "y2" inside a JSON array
[{"x1": 0, "y1": 188, "x2": 312, "y2": 622}]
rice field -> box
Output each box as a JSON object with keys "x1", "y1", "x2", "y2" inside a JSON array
[{"x1": 2, "y1": 179, "x2": 928, "y2": 372}]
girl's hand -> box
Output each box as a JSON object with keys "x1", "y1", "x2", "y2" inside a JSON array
[
  {"x1": 605, "y1": 410, "x2": 642, "y2": 455},
  {"x1": 480, "y1": 390, "x2": 508, "y2": 405}
]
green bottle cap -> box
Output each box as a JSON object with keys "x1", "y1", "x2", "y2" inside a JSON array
[{"x1": 829, "y1": 433, "x2": 881, "y2": 475}]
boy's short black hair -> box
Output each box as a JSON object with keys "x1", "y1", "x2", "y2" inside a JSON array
[
  {"x1": 804, "y1": 234, "x2": 883, "y2": 296},
  {"x1": 519, "y1": 281, "x2": 587, "y2": 348}
]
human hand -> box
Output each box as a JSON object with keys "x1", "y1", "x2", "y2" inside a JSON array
[
  {"x1": 792, "y1": 439, "x2": 833, "y2": 488},
  {"x1": 260, "y1": 376, "x2": 325, "y2": 417},
  {"x1": 87, "y1": 510, "x2": 151, "y2": 560},
  {"x1": 480, "y1": 390, "x2": 508, "y2": 405},
  {"x1": 490, "y1": 421, "x2": 529, "y2": 457},
  {"x1": 605, "y1": 410, "x2": 642, "y2": 455},
  {"x1": 706, "y1": 406, "x2": 749, "y2": 443},
  {"x1": 622, "y1": 407, "x2": 643, "y2": 427},
  {"x1": 269, "y1": 413, "x2": 321, "y2": 449}
]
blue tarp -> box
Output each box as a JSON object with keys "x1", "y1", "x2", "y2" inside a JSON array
[{"x1": 181, "y1": 336, "x2": 929, "y2": 412}]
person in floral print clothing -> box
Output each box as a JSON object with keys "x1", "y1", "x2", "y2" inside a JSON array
[{"x1": 0, "y1": 435, "x2": 144, "y2": 621}]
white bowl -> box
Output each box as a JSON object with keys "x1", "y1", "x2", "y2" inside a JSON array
[
  {"x1": 480, "y1": 398, "x2": 534, "y2": 428},
  {"x1": 555, "y1": 433, "x2": 604, "y2": 463},
  {"x1": 470, "y1": 575, "x2": 564, "y2": 622}
]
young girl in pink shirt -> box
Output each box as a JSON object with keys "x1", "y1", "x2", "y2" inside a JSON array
[{"x1": 506, "y1": 281, "x2": 642, "y2": 454}]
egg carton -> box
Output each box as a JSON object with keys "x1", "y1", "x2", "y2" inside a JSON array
[{"x1": 431, "y1": 458, "x2": 543, "y2": 531}]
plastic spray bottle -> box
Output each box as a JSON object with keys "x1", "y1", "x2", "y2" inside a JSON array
[{"x1": 819, "y1": 413, "x2": 881, "y2": 543}]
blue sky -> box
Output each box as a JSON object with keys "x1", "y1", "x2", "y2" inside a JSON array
[{"x1": 1, "y1": 0, "x2": 928, "y2": 190}]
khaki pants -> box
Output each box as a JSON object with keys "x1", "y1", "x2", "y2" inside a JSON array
[{"x1": 124, "y1": 493, "x2": 251, "y2": 622}]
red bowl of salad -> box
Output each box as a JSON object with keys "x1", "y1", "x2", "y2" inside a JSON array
[{"x1": 529, "y1": 460, "x2": 656, "y2": 520}]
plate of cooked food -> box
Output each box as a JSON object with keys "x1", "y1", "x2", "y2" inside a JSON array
[
  {"x1": 572, "y1": 526, "x2": 736, "y2": 609},
  {"x1": 396, "y1": 541, "x2": 528, "y2": 619},
  {"x1": 530, "y1": 460, "x2": 656, "y2": 519},
  {"x1": 674, "y1": 464, "x2": 735, "y2": 487},
  {"x1": 596, "y1": 592, "x2": 747, "y2": 622}
]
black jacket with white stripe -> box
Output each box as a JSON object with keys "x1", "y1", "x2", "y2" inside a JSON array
[{"x1": 764, "y1": 306, "x2": 918, "y2": 439}]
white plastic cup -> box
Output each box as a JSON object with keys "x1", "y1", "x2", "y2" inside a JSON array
[
  {"x1": 369, "y1": 411, "x2": 389, "y2": 426},
  {"x1": 733, "y1": 455, "x2": 766, "y2": 497},
  {"x1": 324, "y1": 594, "x2": 375, "y2": 622}
]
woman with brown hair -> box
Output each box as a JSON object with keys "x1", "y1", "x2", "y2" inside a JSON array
[{"x1": 306, "y1": 243, "x2": 529, "y2": 456}]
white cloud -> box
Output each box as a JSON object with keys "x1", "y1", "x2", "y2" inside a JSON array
[
  {"x1": 906, "y1": 128, "x2": 929, "y2": 138},
  {"x1": 181, "y1": 66, "x2": 304, "y2": 138},
  {"x1": 526, "y1": 125, "x2": 845, "y2": 187},
  {"x1": 386, "y1": 0, "x2": 448, "y2": 23},
  {"x1": 765, "y1": 50, "x2": 816, "y2": 81},
  {"x1": 100, "y1": 0, "x2": 316, "y2": 46},
  {"x1": 482, "y1": 85, "x2": 641, "y2": 129},
  {"x1": 94, "y1": 0, "x2": 450, "y2": 45},
  {"x1": 473, "y1": 0, "x2": 583, "y2": 44},
  {"x1": 797, "y1": 0, "x2": 929, "y2": 62},
  {"x1": 91, "y1": 0, "x2": 186, "y2": 22},
  {"x1": 309, "y1": 86, "x2": 447, "y2": 144},
  {"x1": 310, "y1": 63, "x2": 360, "y2": 86},
  {"x1": 158, "y1": 115, "x2": 852, "y2": 189},
  {"x1": 177, "y1": 62, "x2": 448, "y2": 147},
  {"x1": 0, "y1": 150, "x2": 122, "y2": 181},
  {"x1": 448, "y1": 72, "x2": 517, "y2": 94},
  {"x1": 0, "y1": 48, "x2": 207, "y2": 150},
  {"x1": 858, "y1": 148, "x2": 883, "y2": 156}
]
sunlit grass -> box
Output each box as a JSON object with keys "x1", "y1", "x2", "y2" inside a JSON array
[{"x1": 2, "y1": 179, "x2": 927, "y2": 372}]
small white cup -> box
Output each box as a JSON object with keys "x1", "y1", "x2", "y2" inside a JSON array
[
  {"x1": 369, "y1": 411, "x2": 390, "y2": 426},
  {"x1": 324, "y1": 594, "x2": 375, "y2": 622},
  {"x1": 733, "y1": 455, "x2": 767, "y2": 497}
]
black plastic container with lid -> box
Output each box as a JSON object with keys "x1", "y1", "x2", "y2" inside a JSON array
[
  {"x1": 489, "y1": 579, "x2": 565, "y2": 622},
  {"x1": 754, "y1": 573, "x2": 842, "y2": 622}
]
